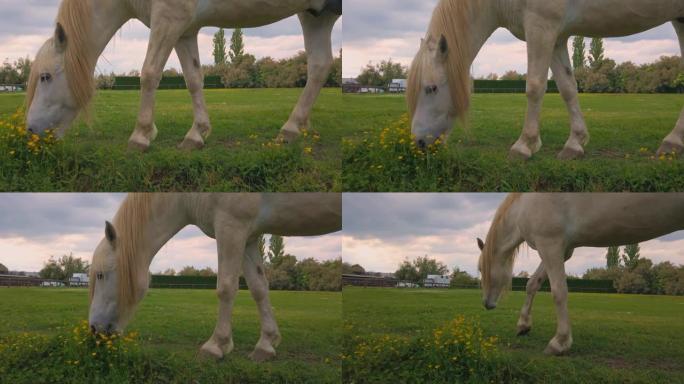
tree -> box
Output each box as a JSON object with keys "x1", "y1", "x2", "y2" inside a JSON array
[
  {"x1": 350, "y1": 264, "x2": 365, "y2": 275},
  {"x1": 413, "y1": 255, "x2": 448, "y2": 279},
  {"x1": 450, "y1": 268, "x2": 479, "y2": 288},
  {"x1": 179, "y1": 266, "x2": 200, "y2": 276},
  {"x1": 622, "y1": 244, "x2": 640, "y2": 270},
  {"x1": 268, "y1": 235, "x2": 285, "y2": 266},
  {"x1": 0, "y1": 263, "x2": 8, "y2": 274},
  {"x1": 39, "y1": 253, "x2": 88, "y2": 280},
  {"x1": 588, "y1": 38, "x2": 605, "y2": 69},
  {"x1": 606, "y1": 246, "x2": 620, "y2": 268},
  {"x1": 213, "y1": 28, "x2": 227, "y2": 65},
  {"x1": 356, "y1": 59, "x2": 408, "y2": 87},
  {"x1": 229, "y1": 28, "x2": 245, "y2": 64},
  {"x1": 161, "y1": 268, "x2": 176, "y2": 276},
  {"x1": 571, "y1": 36, "x2": 585, "y2": 69},
  {"x1": 395, "y1": 259, "x2": 420, "y2": 283},
  {"x1": 257, "y1": 235, "x2": 266, "y2": 261},
  {"x1": 500, "y1": 70, "x2": 525, "y2": 81}
]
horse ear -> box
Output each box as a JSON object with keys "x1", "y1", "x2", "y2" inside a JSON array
[
  {"x1": 477, "y1": 237, "x2": 484, "y2": 251},
  {"x1": 438, "y1": 34, "x2": 448, "y2": 58},
  {"x1": 54, "y1": 23, "x2": 67, "y2": 52},
  {"x1": 105, "y1": 221, "x2": 117, "y2": 244}
]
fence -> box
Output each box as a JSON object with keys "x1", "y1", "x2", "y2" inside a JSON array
[
  {"x1": 112, "y1": 76, "x2": 223, "y2": 90},
  {"x1": 149, "y1": 275, "x2": 247, "y2": 289}
]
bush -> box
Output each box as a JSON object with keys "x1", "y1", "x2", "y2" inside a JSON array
[{"x1": 343, "y1": 316, "x2": 519, "y2": 383}]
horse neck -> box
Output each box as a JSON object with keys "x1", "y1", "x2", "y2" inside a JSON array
[
  {"x1": 491, "y1": 200, "x2": 524, "y2": 258},
  {"x1": 462, "y1": 0, "x2": 501, "y2": 68},
  {"x1": 85, "y1": 0, "x2": 133, "y2": 68},
  {"x1": 138, "y1": 195, "x2": 191, "y2": 271}
]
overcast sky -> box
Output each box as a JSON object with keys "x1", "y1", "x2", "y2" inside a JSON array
[
  {"x1": 0, "y1": 194, "x2": 341, "y2": 273},
  {"x1": 342, "y1": 194, "x2": 684, "y2": 276},
  {"x1": 0, "y1": 1, "x2": 342, "y2": 75},
  {"x1": 342, "y1": 0, "x2": 681, "y2": 78}
]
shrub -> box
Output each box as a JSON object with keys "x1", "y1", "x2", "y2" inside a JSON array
[{"x1": 343, "y1": 316, "x2": 519, "y2": 383}]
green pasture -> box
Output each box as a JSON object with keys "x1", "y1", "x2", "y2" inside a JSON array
[
  {"x1": 0, "y1": 88, "x2": 343, "y2": 192},
  {"x1": 343, "y1": 287, "x2": 684, "y2": 384},
  {"x1": 342, "y1": 93, "x2": 684, "y2": 192},
  {"x1": 0, "y1": 288, "x2": 341, "y2": 383}
]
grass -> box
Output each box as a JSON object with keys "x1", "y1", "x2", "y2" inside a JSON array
[
  {"x1": 343, "y1": 287, "x2": 684, "y2": 384},
  {"x1": 0, "y1": 88, "x2": 343, "y2": 192},
  {"x1": 342, "y1": 93, "x2": 684, "y2": 191},
  {"x1": 0, "y1": 288, "x2": 341, "y2": 383}
]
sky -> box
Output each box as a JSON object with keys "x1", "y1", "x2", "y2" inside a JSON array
[
  {"x1": 0, "y1": 1, "x2": 342, "y2": 75},
  {"x1": 0, "y1": 194, "x2": 341, "y2": 273},
  {"x1": 342, "y1": 0, "x2": 682, "y2": 78},
  {"x1": 342, "y1": 194, "x2": 684, "y2": 276}
]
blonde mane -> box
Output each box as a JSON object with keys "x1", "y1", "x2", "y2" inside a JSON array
[
  {"x1": 26, "y1": 0, "x2": 95, "y2": 113},
  {"x1": 480, "y1": 193, "x2": 521, "y2": 289},
  {"x1": 90, "y1": 194, "x2": 153, "y2": 315},
  {"x1": 407, "y1": 0, "x2": 478, "y2": 122}
]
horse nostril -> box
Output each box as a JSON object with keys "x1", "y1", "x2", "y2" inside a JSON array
[
  {"x1": 417, "y1": 139, "x2": 426, "y2": 149},
  {"x1": 90, "y1": 325, "x2": 97, "y2": 334},
  {"x1": 27, "y1": 127, "x2": 34, "y2": 133}
]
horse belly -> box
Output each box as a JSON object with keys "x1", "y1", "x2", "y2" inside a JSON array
[
  {"x1": 567, "y1": 194, "x2": 684, "y2": 247},
  {"x1": 195, "y1": 0, "x2": 318, "y2": 28},
  {"x1": 564, "y1": 0, "x2": 682, "y2": 37},
  {"x1": 257, "y1": 194, "x2": 342, "y2": 237}
]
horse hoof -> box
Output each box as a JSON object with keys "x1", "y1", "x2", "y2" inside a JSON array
[
  {"x1": 656, "y1": 141, "x2": 683, "y2": 157},
  {"x1": 277, "y1": 129, "x2": 300, "y2": 144},
  {"x1": 199, "y1": 343, "x2": 224, "y2": 360},
  {"x1": 508, "y1": 148, "x2": 532, "y2": 161},
  {"x1": 517, "y1": 326, "x2": 531, "y2": 336},
  {"x1": 178, "y1": 138, "x2": 204, "y2": 150},
  {"x1": 557, "y1": 146, "x2": 584, "y2": 160},
  {"x1": 127, "y1": 139, "x2": 150, "y2": 152},
  {"x1": 543, "y1": 340, "x2": 569, "y2": 356},
  {"x1": 249, "y1": 346, "x2": 276, "y2": 362}
]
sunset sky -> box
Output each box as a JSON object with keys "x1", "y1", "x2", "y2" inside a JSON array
[
  {"x1": 0, "y1": 1, "x2": 342, "y2": 75},
  {"x1": 0, "y1": 194, "x2": 341, "y2": 273},
  {"x1": 343, "y1": 0, "x2": 681, "y2": 78},
  {"x1": 342, "y1": 194, "x2": 684, "y2": 276}
]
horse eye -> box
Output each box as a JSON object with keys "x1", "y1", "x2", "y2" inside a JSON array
[{"x1": 40, "y1": 73, "x2": 52, "y2": 82}]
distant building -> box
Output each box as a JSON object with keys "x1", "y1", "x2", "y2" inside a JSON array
[
  {"x1": 69, "y1": 272, "x2": 89, "y2": 287},
  {"x1": 388, "y1": 79, "x2": 407, "y2": 93},
  {"x1": 424, "y1": 274, "x2": 451, "y2": 288}
]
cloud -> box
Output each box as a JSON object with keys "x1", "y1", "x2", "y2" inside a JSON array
[
  {"x1": 342, "y1": 194, "x2": 684, "y2": 276},
  {"x1": 0, "y1": 2, "x2": 341, "y2": 74},
  {"x1": 0, "y1": 194, "x2": 340, "y2": 273},
  {"x1": 342, "y1": 0, "x2": 681, "y2": 77}
]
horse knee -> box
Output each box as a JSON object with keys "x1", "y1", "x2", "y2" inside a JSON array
[
  {"x1": 141, "y1": 69, "x2": 162, "y2": 90},
  {"x1": 216, "y1": 279, "x2": 238, "y2": 301},
  {"x1": 526, "y1": 79, "x2": 547, "y2": 100},
  {"x1": 307, "y1": 56, "x2": 333, "y2": 81}
]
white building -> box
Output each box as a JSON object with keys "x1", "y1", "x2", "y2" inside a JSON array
[
  {"x1": 423, "y1": 274, "x2": 451, "y2": 288},
  {"x1": 388, "y1": 79, "x2": 407, "y2": 93},
  {"x1": 69, "y1": 273, "x2": 89, "y2": 287}
]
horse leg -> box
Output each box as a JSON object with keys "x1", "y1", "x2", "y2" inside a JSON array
[
  {"x1": 199, "y1": 230, "x2": 247, "y2": 359},
  {"x1": 278, "y1": 11, "x2": 338, "y2": 142},
  {"x1": 509, "y1": 21, "x2": 558, "y2": 159},
  {"x1": 536, "y1": 242, "x2": 573, "y2": 355},
  {"x1": 516, "y1": 261, "x2": 547, "y2": 336},
  {"x1": 551, "y1": 40, "x2": 589, "y2": 160},
  {"x1": 242, "y1": 239, "x2": 281, "y2": 362},
  {"x1": 128, "y1": 2, "x2": 193, "y2": 151},
  {"x1": 656, "y1": 20, "x2": 684, "y2": 156},
  {"x1": 175, "y1": 33, "x2": 212, "y2": 150}
]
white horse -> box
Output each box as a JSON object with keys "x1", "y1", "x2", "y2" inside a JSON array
[
  {"x1": 88, "y1": 193, "x2": 341, "y2": 361},
  {"x1": 477, "y1": 193, "x2": 684, "y2": 355},
  {"x1": 408, "y1": 0, "x2": 684, "y2": 159},
  {"x1": 26, "y1": 0, "x2": 341, "y2": 150}
]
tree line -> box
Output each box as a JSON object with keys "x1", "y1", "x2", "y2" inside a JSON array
[
  {"x1": 355, "y1": 37, "x2": 682, "y2": 93},
  {"x1": 34, "y1": 235, "x2": 341, "y2": 292},
  {"x1": 348, "y1": 247, "x2": 683, "y2": 296},
  {"x1": 2, "y1": 28, "x2": 341, "y2": 89}
]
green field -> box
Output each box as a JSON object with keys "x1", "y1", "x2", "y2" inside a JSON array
[
  {"x1": 0, "y1": 288, "x2": 341, "y2": 383},
  {"x1": 0, "y1": 88, "x2": 342, "y2": 192},
  {"x1": 342, "y1": 93, "x2": 684, "y2": 191},
  {"x1": 343, "y1": 287, "x2": 684, "y2": 383}
]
